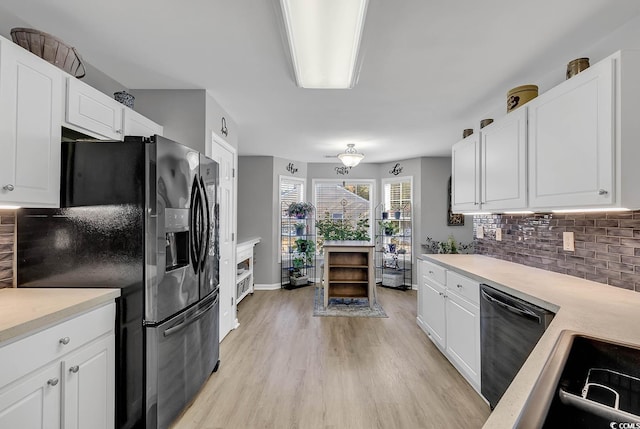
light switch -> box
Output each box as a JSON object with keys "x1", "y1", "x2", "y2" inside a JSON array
[
  {"x1": 476, "y1": 225, "x2": 484, "y2": 239},
  {"x1": 563, "y1": 231, "x2": 575, "y2": 251},
  {"x1": 496, "y1": 228, "x2": 502, "y2": 241}
]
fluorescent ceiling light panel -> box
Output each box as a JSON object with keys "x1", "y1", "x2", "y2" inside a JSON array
[{"x1": 280, "y1": 0, "x2": 368, "y2": 88}]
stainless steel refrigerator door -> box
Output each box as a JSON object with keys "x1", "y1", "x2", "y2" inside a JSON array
[
  {"x1": 199, "y1": 154, "x2": 220, "y2": 299},
  {"x1": 145, "y1": 136, "x2": 201, "y2": 323},
  {"x1": 145, "y1": 291, "x2": 219, "y2": 429}
]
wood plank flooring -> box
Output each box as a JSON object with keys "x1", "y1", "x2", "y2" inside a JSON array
[{"x1": 171, "y1": 286, "x2": 490, "y2": 429}]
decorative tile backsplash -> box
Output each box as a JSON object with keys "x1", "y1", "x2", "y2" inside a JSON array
[
  {"x1": 0, "y1": 210, "x2": 16, "y2": 288},
  {"x1": 473, "y1": 211, "x2": 640, "y2": 292}
]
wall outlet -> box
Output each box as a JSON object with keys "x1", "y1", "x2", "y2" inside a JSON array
[
  {"x1": 476, "y1": 225, "x2": 484, "y2": 239},
  {"x1": 563, "y1": 231, "x2": 575, "y2": 251},
  {"x1": 496, "y1": 228, "x2": 502, "y2": 241}
]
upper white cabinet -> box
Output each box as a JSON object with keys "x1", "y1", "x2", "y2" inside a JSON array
[
  {"x1": 451, "y1": 133, "x2": 480, "y2": 212},
  {"x1": 481, "y1": 107, "x2": 527, "y2": 211},
  {"x1": 0, "y1": 37, "x2": 62, "y2": 208},
  {"x1": 65, "y1": 77, "x2": 125, "y2": 140},
  {"x1": 452, "y1": 107, "x2": 527, "y2": 213},
  {"x1": 124, "y1": 108, "x2": 163, "y2": 137},
  {"x1": 528, "y1": 50, "x2": 640, "y2": 210}
]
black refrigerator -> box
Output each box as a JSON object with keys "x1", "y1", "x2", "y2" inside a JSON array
[{"x1": 17, "y1": 135, "x2": 220, "y2": 429}]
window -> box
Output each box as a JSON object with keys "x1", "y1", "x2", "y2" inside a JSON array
[
  {"x1": 382, "y1": 177, "x2": 412, "y2": 257},
  {"x1": 280, "y1": 176, "x2": 306, "y2": 259},
  {"x1": 313, "y1": 180, "x2": 374, "y2": 252}
]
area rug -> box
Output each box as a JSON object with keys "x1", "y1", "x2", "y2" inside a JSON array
[{"x1": 313, "y1": 287, "x2": 388, "y2": 318}]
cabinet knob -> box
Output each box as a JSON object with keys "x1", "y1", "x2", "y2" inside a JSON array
[
  {"x1": 598, "y1": 189, "x2": 608, "y2": 195},
  {"x1": 3, "y1": 184, "x2": 14, "y2": 191},
  {"x1": 59, "y1": 337, "x2": 71, "y2": 345},
  {"x1": 428, "y1": 270, "x2": 434, "y2": 274},
  {"x1": 438, "y1": 292, "x2": 443, "y2": 296},
  {"x1": 47, "y1": 378, "x2": 59, "y2": 386},
  {"x1": 69, "y1": 365, "x2": 80, "y2": 374},
  {"x1": 116, "y1": 129, "x2": 124, "y2": 134}
]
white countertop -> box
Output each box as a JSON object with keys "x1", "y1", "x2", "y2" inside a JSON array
[
  {"x1": 420, "y1": 254, "x2": 640, "y2": 428},
  {"x1": 0, "y1": 288, "x2": 120, "y2": 344}
]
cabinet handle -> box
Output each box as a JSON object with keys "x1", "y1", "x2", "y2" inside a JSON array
[
  {"x1": 3, "y1": 184, "x2": 14, "y2": 191},
  {"x1": 47, "y1": 378, "x2": 59, "y2": 386},
  {"x1": 116, "y1": 129, "x2": 124, "y2": 134},
  {"x1": 69, "y1": 365, "x2": 79, "y2": 374},
  {"x1": 428, "y1": 270, "x2": 434, "y2": 274},
  {"x1": 59, "y1": 337, "x2": 71, "y2": 345},
  {"x1": 457, "y1": 284, "x2": 463, "y2": 289},
  {"x1": 598, "y1": 189, "x2": 608, "y2": 195},
  {"x1": 438, "y1": 292, "x2": 444, "y2": 296}
]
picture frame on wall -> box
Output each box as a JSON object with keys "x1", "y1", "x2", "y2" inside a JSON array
[{"x1": 447, "y1": 176, "x2": 464, "y2": 226}]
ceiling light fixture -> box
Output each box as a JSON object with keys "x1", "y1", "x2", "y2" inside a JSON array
[
  {"x1": 338, "y1": 144, "x2": 364, "y2": 167},
  {"x1": 279, "y1": 0, "x2": 369, "y2": 89}
]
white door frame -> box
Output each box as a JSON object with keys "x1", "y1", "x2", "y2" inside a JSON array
[{"x1": 209, "y1": 132, "x2": 239, "y2": 339}]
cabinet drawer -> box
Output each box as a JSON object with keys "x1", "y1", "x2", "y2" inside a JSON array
[
  {"x1": 421, "y1": 260, "x2": 447, "y2": 285},
  {"x1": 446, "y1": 271, "x2": 480, "y2": 305},
  {"x1": 0, "y1": 303, "x2": 115, "y2": 388}
]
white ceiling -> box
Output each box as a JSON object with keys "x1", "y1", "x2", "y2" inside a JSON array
[{"x1": 2, "y1": 0, "x2": 640, "y2": 163}]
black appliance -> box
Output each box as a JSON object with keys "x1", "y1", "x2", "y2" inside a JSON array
[
  {"x1": 17, "y1": 135, "x2": 220, "y2": 429},
  {"x1": 480, "y1": 284, "x2": 554, "y2": 409}
]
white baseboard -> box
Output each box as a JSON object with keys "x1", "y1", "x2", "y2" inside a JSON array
[{"x1": 254, "y1": 283, "x2": 281, "y2": 291}]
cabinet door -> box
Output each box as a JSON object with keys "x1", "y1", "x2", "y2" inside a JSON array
[
  {"x1": 123, "y1": 108, "x2": 163, "y2": 137},
  {"x1": 0, "y1": 40, "x2": 62, "y2": 207},
  {"x1": 0, "y1": 362, "x2": 61, "y2": 429},
  {"x1": 528, "y1": 58, "x2": 614, "y2": 209},
  {"x1": 445, "y1": 291, "x2": 480, "y2": 389},
  {"x1": 66, "y1": 77, "x2": 124, "y2": 140},
  {"x1": 422, "y1": 280, "x2": 446, "y2": 350},
  {"x1": 451, "y1": 134, "x2": 480, "y2": 212},
  {"x1": 63, "y1": 335, "x2": 114, "y2": 429},
  {"x1": 481, "y1": 108, "x2": 527, "y2": 211}
]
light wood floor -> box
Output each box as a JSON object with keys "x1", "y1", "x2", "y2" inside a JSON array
[{"x1": 171, "y1": 286, "x2": 490, "y2": 429}]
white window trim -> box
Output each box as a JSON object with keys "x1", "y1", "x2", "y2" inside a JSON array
[{"x1": 279, "y1": 175, "x2": 306, "y2": 264}]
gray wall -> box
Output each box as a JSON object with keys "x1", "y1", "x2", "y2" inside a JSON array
[
  {"x1": 237, "y1": 157, "x2": 276, "y2": 285},
  {"x1": 420, "y1": 157, "x2": 474, "y2": 245},
  {"x1": 130, "y1": 90, "x2": 207, "y2": 153},
  {"x1": 206, "y1": 91, "x2": 239, "y2": 151}
]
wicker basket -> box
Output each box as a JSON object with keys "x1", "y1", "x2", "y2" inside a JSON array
[{"x1": 10, "y1": 27, "x2": 86, "y2": 78}]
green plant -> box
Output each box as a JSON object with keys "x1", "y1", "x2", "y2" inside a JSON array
[
  {"x1": 287, "y1": 202, "x2": 314, "y2": 218},
  {"x1": 422, "y1": 236, "x2": 474, "y2": 254},
  {"x1": 290, "y1": 256, "x2": 306, "y2": 278},
  {"x1": 295, "y1": 222, "x2": 306, "y2": 230},
  {"x1": 315, "y1": 213, "x2": 370, "y2": 241},
  {"x1": 378, "y1": 220, "x2": 400, "y2": 236}
]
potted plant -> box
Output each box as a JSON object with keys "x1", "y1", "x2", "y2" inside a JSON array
[
  {"x1": 289, "y1": 256, "x2": 308, "y2": 286},
  {"x1": 379, "y1": 220, "x2": 399, "y2": 236},
  {"x1": 287, "y1": 202, "x2": 314, "y2": 219},
  {"x1": 295, "y1": 222, "x2": 306, "y2": 236}
]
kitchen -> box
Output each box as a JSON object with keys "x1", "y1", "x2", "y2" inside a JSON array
[{"x1": 0, "y1": 2, "x2": 638, "y2": 427}]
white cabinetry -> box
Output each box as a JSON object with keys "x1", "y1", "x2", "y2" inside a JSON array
[
  {"x1": 0, "y1": 304, "x2": 115, "y2": 429},
  {"x1": 481, "y1": 107, "x2": 527, "y2": 211},
  {"x1": 417, "y1": 259, "x2": 481, "y2": 392},
  {"x1": 0, "y1": 37, "x2": 62, "y2": 208},
  {"x1": 65, "y1": 77, "x2": 125, "y2": 140},
  {"x1": 124, "y1": 108, "x2": 163, "y2": 137},
  {"x1": 444, "y1": 270, "x2": 480, "y2": 390},
  {"x1": 452, "y1": 108, "x2": 527, "y2": 214},
  {"x1": 451, "y1": 134, "x2": 480, "y2": 212},
  {"x1": 417, "y1": 259, "x2": 446, "y2": 350},
  {"x1": 528, "y1": 50, "x2": 640, "y2": 210},
  {"x1": 236, "y1": 238, "x2": 260, "y2": 305}
]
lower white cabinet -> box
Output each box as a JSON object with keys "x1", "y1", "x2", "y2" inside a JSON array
[
  {"x1": 417, "y1": 259, "x2": 481, "y2": 392},
  {"x1": 0, "y1": 303, "x2": 115, "y2": 429}
]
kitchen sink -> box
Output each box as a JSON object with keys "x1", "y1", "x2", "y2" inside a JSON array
[{"x1": 516, "y1": 331, "x2": 640, "y2": 428}]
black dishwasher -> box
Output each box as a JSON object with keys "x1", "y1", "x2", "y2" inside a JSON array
[{"x1": 480, "y1": 284, "x2": 555, "y2": 409}]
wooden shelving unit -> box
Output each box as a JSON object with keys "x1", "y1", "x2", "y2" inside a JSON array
[{"x1": 323, "y1": 241, "x2": 375, "y2": 308}]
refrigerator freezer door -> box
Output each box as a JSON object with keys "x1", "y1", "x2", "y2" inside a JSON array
[
  {"x1": 199, "y1": 154, "x2": 219, "y2": 299},
  {"x1": 145, "y1": 136, "x2": 201, "y2": 323}
]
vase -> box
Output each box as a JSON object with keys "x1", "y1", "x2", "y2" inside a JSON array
[
  {"x1": 295, "y1": 226, "x2": 305, "y2": 235},
  {"x1": 394, "y1": 211, "x2": 401, "y2": 219},
  {"x1": 382, "y1": 212, "x2": 388, "y2": 219},
  {"x1": 295, "y1": 214, "x2": 306, "y2": 219}
]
